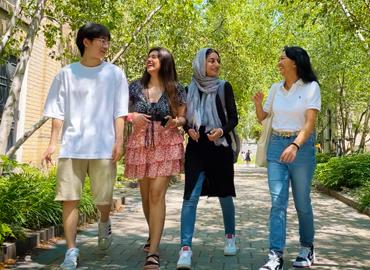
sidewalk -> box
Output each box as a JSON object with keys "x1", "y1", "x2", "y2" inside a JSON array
[{"x1": 13, "y1": 166, "x2": 370, "y2": 269}]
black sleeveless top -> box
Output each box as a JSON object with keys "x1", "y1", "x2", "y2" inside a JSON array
[
  {"x1": 129, "y1": 80, "x2": 186, "y2": 118},
  {"x1": 129, "y1": 80, "x2": 186, "y2": 148}
]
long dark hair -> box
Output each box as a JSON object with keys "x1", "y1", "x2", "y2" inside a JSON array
[
  {"x1": 283, "y1": 46, "x2": 318, "y2": 83},
  {"x1": 141, "y1": 47, "x2": 179, "y2": 116}
]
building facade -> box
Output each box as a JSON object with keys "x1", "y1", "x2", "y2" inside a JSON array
[{"x1": 0, "y1": 0, "x2": 61, "y2": 164}]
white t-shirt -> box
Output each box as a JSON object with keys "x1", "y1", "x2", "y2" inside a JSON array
[
  {"x1": 44, "y1": 61, "x2": 129, "y2": 159},
  {"x1": 263, "y1": 79, "x2": 321, "y2": 132}
]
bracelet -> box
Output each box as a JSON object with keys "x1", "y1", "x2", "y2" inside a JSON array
[
  {"x1": 290, "y1": 142, "x2": 300, "y2": 150},
  {"x1": 218, "y1": 128, "x2": 224, "y2": 137}
]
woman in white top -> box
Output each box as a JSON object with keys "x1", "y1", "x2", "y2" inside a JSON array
[{"x1": 253, "y1": 46, "x2": 321, "y2": 270}]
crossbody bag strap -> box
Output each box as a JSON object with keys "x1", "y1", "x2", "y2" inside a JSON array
[{"x1": 268, "y1": 83, "x2": 279, "y2": 117}]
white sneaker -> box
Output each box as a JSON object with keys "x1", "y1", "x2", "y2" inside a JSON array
[
  {"x1": 176, "y1": 246, "x2": 192, "y2": 269},
  {"x1": 292, "y1": 245, "x2": 315, "y2": 268},
  {"x1": 224, "y1": 234, "x2": 237, "y2": 256},
  {"x1": 259, "y1": 250, "x2": 284, "y2": 270},
  {"x1": 60, "y1": 247, "x2": 79, "y2": 270},
  {"x1": 98, "y1": 219, "x2": 112, "y2": 250}
]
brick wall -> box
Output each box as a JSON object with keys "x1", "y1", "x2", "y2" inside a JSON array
[
  {"x1": 1, "y1": 1, "x2": 62, "y2": 164},
  {"x1": 20, "y1": 32, "x2": 61, "y2": 164}
]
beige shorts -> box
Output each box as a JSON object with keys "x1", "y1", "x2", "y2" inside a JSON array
[{"x1": 56, "y1": 158, "x2": 116, "y2": 205}]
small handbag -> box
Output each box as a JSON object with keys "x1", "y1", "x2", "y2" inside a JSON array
[{"x1": 255, "y1": 87, "x2": 278, "y2": 167}]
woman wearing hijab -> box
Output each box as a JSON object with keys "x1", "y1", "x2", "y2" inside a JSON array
[{"x1": 176, "y1": 48, "x2": 238, "y2": 269}]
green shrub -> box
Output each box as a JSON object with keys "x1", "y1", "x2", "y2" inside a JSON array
[
  {"x1": 358, "y1": 182, "x2": 370, "y2": 211},
  {"x1": 0, "y1": 156, "x2": 17, "y2": 173},
  {"x1": 0, "y1": 165, "x2": 62, "y2": 230},
  {"x1": 0, "y1": 156, "x2": 98, "y2": 239},
  {"x1": 0, "y1": 223, "x2": 15, "y2": 246},
  {"x1": 116, "y1": 163, "x2": 125, "y2": 181},
  {"x1": 314, "y1": 153, "x2": 370, "y2": 189},
  {"x1": 79, "y1": 179, "x2": 98, "y2": 219},
  {"x1": 316, "y1": 153, "x2": 335, "y2": 164}
]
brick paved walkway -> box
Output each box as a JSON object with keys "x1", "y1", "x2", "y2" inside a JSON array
[{"x1": 13, "y1": 166, "x2": 370, "y2": 269}]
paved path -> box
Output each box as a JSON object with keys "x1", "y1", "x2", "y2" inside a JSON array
[{"x1": 13, "y1": 166, "x2": 370, "y2": 270}]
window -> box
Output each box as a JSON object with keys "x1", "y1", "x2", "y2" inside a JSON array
[{"x1": 0, "y1": 57, "x2": 17, "y2": 151}]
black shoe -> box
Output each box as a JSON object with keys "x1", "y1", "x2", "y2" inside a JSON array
[{"x1": 293, "y1": 245, "x2": 315, "y2": 268}]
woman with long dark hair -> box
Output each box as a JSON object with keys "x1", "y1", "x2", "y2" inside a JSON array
[
  {"x1": 125, "y1": 47, "x2": 186, "y2": 270},
  {"x1": 253, "y1": 46, "x2": 321, "y2": 270},
  {"x1": 176, "y1": 48, "x2": 238, "y2": 269}
]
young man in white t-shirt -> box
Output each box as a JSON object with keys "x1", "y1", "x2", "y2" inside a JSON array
[{"x1": 42, "y1": 23, "x2": 129, "y2": 270}]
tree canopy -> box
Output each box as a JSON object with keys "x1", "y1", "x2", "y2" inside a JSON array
[{"x1": 1, "y1": 0, "x2": 369, "y2": 155}]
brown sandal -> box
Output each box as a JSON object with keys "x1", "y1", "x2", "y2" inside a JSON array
[{"x1": 143, "y1": 253, "x2": 160, "y2": 269}]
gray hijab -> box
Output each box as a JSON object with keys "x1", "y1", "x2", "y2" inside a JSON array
[{"x1": 186, "y1": 48, "x2": 228, "y2": 147}]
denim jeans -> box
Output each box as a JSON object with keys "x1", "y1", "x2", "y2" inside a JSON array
[
  {"x1": 180, "y1": 172, "x2": 235, "y2": 247},
  {"x1": 267, "y1": 134, "x2": 316, "y2": 254}
]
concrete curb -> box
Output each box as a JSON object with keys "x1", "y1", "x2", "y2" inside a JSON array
[{"x1": 315, "y1": 184, "x2": 370, "y2": 217}]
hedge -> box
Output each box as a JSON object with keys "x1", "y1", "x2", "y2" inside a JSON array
[
  {"x1": 0, "y1": 156, "x2": 97, "y2": 244},
  {"x1": 314, "y1": 153, "x2": 370, "y2": 210}
]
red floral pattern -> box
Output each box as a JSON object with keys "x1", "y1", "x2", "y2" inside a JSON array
[{"x1": 125, "y1": 121, "x2": 184, "y2": 179}]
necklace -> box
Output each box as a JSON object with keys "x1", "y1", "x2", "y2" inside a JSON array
[{"x1": 145, "y1": 86, "x2": 164, "y2": 103}]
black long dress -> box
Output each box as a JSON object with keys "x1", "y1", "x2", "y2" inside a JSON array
[{"x1": 184, "y1": 81, "x2": 238, "y2": 199}]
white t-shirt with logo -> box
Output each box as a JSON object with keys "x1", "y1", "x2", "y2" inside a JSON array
[
  {"x1": 44, "y1": 61, "x2": 129, "y2": 159},
  {"x1": 263, "y1": 79, "x2": 321, "y2": 132}
]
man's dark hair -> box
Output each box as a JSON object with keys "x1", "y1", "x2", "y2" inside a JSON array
[{"x1": 76, "y1": 23, "x2": 111, "y2": 56}]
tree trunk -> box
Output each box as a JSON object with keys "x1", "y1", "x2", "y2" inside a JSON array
[
  {"x1": 110, "y1": 3, "x2": 164, "y2": 64},
  {"x1": 6, "y1": 116, "x2": 48, "y2": 158},
  {"x1": 359, "y1": 101, "x2": 370, "y2": 151},
  {"x1": 365, "y1": 0, "x2": 370, "y2": 12},
  {"x1": 351, "y1": 108, "x2": 367, "y2": 152},
  {"x1": 0, "y1": 0, "x2": 22, "y2": 54},
  {"x1": 337, "y1": 0, "x2": 370, "y2": 56},
  {"x1": 0, "y1": 0, "x2": 46, "y2": 155},
  {"x1": 337, "y1": 75, "x2": 347, "y2": 155}
]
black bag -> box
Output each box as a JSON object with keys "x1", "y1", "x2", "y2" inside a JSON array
[{"x1": 217, "y1": 80, "x2": 241, "y2": 163}]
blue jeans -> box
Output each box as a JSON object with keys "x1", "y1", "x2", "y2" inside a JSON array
[
  {"x1": 180, "y1": 172, "x2": 235, "y2": 247},
  {"x1": 267, "y1": 134, "x2": 316, "y2": 254}
]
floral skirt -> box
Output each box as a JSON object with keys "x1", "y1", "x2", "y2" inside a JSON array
[{"x1": 124, "y1": 121, "x2": 184, "y2": 179}]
